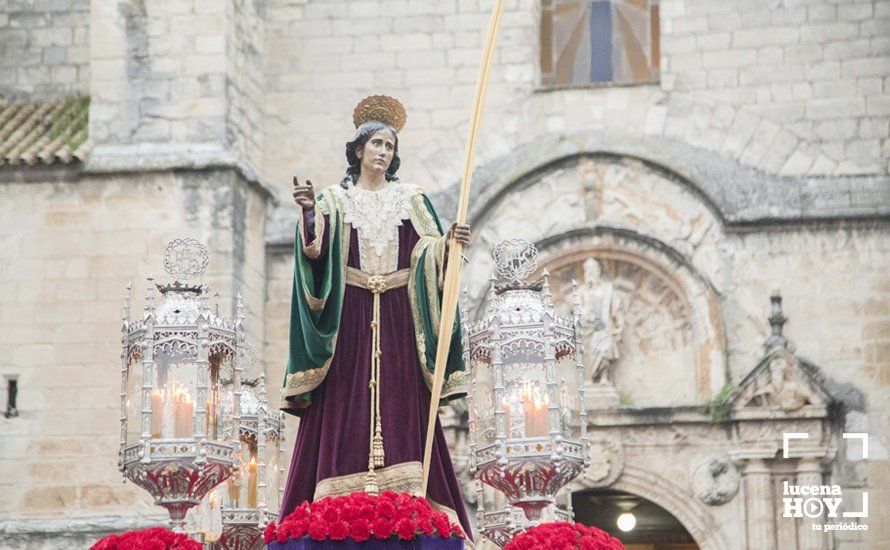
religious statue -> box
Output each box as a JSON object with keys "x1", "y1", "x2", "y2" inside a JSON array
[
  {"x1": 579, "y1": 258, "x2": 624, "y2": 384},
  {"x1": 278, "y1": 95, "x2": 473, "y2": 538}
]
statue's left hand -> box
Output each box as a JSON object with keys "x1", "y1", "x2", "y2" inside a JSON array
[{"x1": 446, "y1": 223, "x2": 471, "y2": 246}]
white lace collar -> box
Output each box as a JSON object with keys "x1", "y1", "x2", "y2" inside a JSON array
[{"x1": 333, "y1": 183, "x2": 417, "y2": 273}]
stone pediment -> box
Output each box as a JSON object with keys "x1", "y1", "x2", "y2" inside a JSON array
[
  {"x1": 730, "y1": 294, "x2": 832, "y2": 418},
  {"x1": 731, "y1": 348, "x2": 831, "y2": 415}
]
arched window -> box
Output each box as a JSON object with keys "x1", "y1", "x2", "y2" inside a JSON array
[{"x1": 540, "y1": 0, "x2": 660, "y2": 87}]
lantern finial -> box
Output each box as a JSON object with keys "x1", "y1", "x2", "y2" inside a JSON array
[{"x1": 163, "y1": 238, "x2": 209, "y2": 279}]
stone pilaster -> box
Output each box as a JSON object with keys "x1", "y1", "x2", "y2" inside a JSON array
[
  {"x1": 745, "y1": 459, "x2": 777, "y2": 550},
  {"x1": 731, "y1": 449, "x2": 778, "y2": 550},
  {"x1": 795, "y1": 458, "x2": 826, "y2": 550}
]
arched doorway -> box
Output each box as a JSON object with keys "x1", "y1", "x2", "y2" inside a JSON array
[{"x1": 573, "y1": 488, "x2": 698, "y2": 549}]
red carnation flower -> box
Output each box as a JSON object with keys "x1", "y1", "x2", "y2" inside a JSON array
[
  {"x1": 329, "y1": 520, "x2": 350, "y2": 541},
  {"x1": 350, "y1": 519, "x2": 372, "y2": 542},
  {"x1": 504, "y1": 522, "x2": 623, "y2": 550},
  {"x1": 371, "y1": 517, "x2": 394, "y2": 539},
  {"x1": 418, "y1": 518, "x2": 435, "y2": 536},
  {"x1": 357, "y1": 504, "x2": 375, "y2": 521},
  {"x1": 90, "y1": 527, "x2": 202, "y2": 550},
  {"x1": 263, "y1": 522, "x2": 276, "y2": 544},
  {"x1": 394, "y1": 518, "x2": 417, "y2": 540},
  {"x1": 308, "y1": 520, "x2": 327, "y2": 541},
  {"x1": 375, "y1": 500, "x2": 396, "y2": 518},
  {"x1": 432, "y1": 515, "x2": 452, "y2": 537}
]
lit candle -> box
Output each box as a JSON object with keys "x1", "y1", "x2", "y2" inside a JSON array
[
  {"x1": 206, "y1": 397, "x2": 215, "y2": 439},
  {"x1": 173, "y1": 385, "x2": 194, "y2": 438},
  {"x1": 227, "y1": 476, "x2": 239, "y2": 507},
  {"x1": 247, "y1": 457, "x2": 258, "y2": 508},
  {"x1": 150, "y1": 391, "x2": 163, "y2": 438},
  {"x1": 520, "y1": 381, "x2": 549, "y2": 437}
]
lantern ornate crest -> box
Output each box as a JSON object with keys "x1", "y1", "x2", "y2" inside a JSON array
[
  {"x1": 118, "y1": 239, "x2": 242, "y2": 531},
  {"x1": 463, "y1": 239, "x2": 589, "y2": 542}
]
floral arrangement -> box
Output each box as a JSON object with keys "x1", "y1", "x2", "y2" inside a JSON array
[
  {"x1": 503, "y1": 522, "x2": 624, "y2": 550},
  {"x1": 90, "y1": 526, "x2": 202, "y2": 550},
  {"x1": 264, "y1": 490, "x2": 466, "y2": 543}
]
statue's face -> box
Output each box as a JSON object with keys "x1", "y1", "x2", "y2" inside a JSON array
[{"x1": 356, "y1": 128, "x2": 395, "y2": 176}]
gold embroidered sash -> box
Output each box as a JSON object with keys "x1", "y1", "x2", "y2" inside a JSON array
[{"x1": 345, "y1": 267, "x2": 410, "y2": 493}]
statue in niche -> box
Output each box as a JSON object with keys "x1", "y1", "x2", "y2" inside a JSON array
[{"x1": 579, "y1": 258, "x2": 625, "y2": 384}]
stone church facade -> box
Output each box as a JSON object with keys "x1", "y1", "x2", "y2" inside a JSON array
[{"x1": 0, "y1": 0, "x2": 888, "y2": 548}]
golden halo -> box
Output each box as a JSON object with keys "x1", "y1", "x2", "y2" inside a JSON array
[{"x1": 353, "y1": 95, "x2": 407, "y2": 133}]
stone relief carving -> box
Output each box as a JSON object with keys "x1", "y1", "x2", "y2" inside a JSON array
[
  {"x1": 578, "y1": 432, "x2": 624, "y2": 488},
  {"x1": 691, "y1": 455, "x2": 740, "y2": 505},
  {"x1": 735, "y1": 350, "x2": 828, "y2": 413}
]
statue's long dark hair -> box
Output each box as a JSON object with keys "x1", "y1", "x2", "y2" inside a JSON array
[{"x1": 339, "y1": 120, "x2": 401, "y2": 188}]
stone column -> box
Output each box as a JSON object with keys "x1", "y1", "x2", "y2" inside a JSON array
[
  {"x1": 743, "y1": 458, "x2": 777, "y2": 550},
  {"x1": 796, "y1": 458, "x2": 826, "y2": 550}
]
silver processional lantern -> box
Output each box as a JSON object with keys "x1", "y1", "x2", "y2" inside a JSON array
[
  {"x1": 183, "y1": 343, "x2": 286, "y2": 549},
  {"x1": 215, "y1": 365, "x2": 285, "y2": 550},
  {"x1": 119, "y1": 238, "x2": 242, "y2": 531},
  {"x1": 463, "y1": 239, "x2": 589, "y2": 536}
]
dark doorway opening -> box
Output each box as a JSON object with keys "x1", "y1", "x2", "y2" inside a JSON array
[{"x1": 572, "y1": 488, "x2": 698, "y2": 549}]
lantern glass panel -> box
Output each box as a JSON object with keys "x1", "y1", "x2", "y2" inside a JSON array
[
  {"x1": 125, "y1": 353, "x2": 143, "y2": 445},
  {"x1": 556, "y1": 353, "x2": 581, "y2": 437},
  {"x1": 153, "y1": 345, "x2": 199, "y2": 439},
  {"x1": 471, "y1": 360, "x2": 496, "y2": 448},
  {"x1": 209, "y1": 352, "x2": 236, "y2": 440},
  {"x1": 266, "y1": 439, "x2": 280, "y2": 512},
  {"x1": 502, "y1": 358, "x2": 550, "y2": 439},
  {"x1": 225, "y1": 440, "x2": 259, "y2": 509}
]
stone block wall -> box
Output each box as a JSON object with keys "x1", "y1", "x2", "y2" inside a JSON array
[
  {"x1": 0, "y1": 169, "x2": 269, "y2": 541},
  {"x1": 226, "y1": 0, "x2": 267, "y2": 174},
  {"x1": 89, "y1": 0, "x2": 230, "y2": 145},
  {"x1": 0, "y1": 0, "x2": 90, "y2": 98},
  {"x1": 262, "y1": 0, "x2": 889, "y2": 204},
  {"x1": 660, "y1": 0, "x2": 890, "y2": 176},
  {"x1": 87, "y1": 0, "x2": 266, "y2": 172}
]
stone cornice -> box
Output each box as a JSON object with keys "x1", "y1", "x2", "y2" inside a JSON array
[{"x1": 84, "y1": 142, "x2": 278, "y2": 204}]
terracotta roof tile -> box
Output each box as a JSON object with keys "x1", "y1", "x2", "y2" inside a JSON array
[{"x1": 0, "y1": 95, "x2": 91, "y2": 167}]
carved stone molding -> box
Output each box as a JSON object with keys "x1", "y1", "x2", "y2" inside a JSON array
[
  {"x1": 577, "y1": 432, "x2": 624, "y2": 489},
  {"x1": 691, "y1": 455, "x2": 740, "y2": 506}
]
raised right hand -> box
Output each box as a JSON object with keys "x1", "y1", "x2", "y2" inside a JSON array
[{"x1": 293, "y1": 176, "x2": 315, "y2": 211}]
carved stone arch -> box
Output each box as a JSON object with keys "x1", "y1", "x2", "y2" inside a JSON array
[
  {"x1": 601, "y1": 464, "x2": 732, "y2": 550},
  {"x1": 534, "y1": 226, "x2": 727, "y2": 404},
  {"x1": 429, "y1": 131, "x2": 749, "y2": 229},
  {"x1": 466, "y1": 150, "x2": 727, "y2": 229}
]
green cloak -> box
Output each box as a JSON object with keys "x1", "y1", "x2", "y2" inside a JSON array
[{"x1": 280, "y1": 185, "x2": 467, "y2": 416}]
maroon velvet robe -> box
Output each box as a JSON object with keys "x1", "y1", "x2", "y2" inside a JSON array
[{"x1": 279, "y1": 212, "x2": 472, "y2": 540}]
